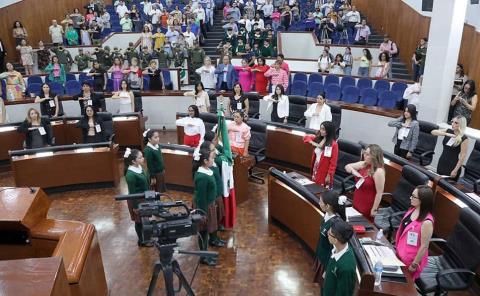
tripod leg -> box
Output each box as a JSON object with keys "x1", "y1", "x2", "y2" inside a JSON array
[
  {"x1": 172, "y1": 260, "x2": 196, "y2": 296},
  {"x1": 147, "y1": 262, "x2": 163, "y2": 296},
  {"x1": 162, "y1": 262, "x2": 176, "y2": 296}
]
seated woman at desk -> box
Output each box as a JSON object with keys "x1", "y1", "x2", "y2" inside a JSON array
[
  {"x1": 74, "y1": 81, "x2": 102, "y2": 115},
  {"x1": 323, "y1": 219, "x2": 356, "y2": 296},
  {"x1": 309, "y1": 121, "x2": 338, "y2": 188},
  {"x1": 111, "y1": 80, "x2": 135, "y2": 114},
  {"x1": 34, "y1": 83, "x2": 60, "y2": 118},
  {"x1": 76, "y1": 106, "x2": 104, "y2": 143},
  {"x1": 395, "y1": 185, "x2": 434, "y2": 280},
  {"x1": 345, "y1": 144, "x2": 385, "y2": 221},
  {"x1": 313, "y1": 191, "x2": 346, "y2": 284},
  {"x1": 17, "y1": 108, "x2": 53, "y2": 149},
  {"x1": 263, "y1": 84, "x2": 289, "y2": 123},
  {"x1": 431, "y1": 115, "x2": 469, "y2": 180},
  {"x1": 387, "y1": 104, "x2": 419, "y2": 159},
  {"x1": 228, "y1": 83, "x2": 249, "y2": 116},
  {"x1": 175, "y1": 105, "x2": 205, "y2": 148},
  {"x1": 228, "y1": 110, "x2": 251, "y2": 157},
  {"x1": 304, "y1": 93, "x2": 332, "y2": 130},
  {"x1": 184, "y1": 82, "x2": 210, "y2": 113}
]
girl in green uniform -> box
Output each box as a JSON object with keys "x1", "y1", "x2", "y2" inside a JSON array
[
  {"x1": 192, "y1": 146, "x2": 218, "y2": 266},
  {"x1": 323, "y1": 219, "x2": 356, "y2": 296},
  {"x1": 314, "y1": 191, "x2": 347, "y2": 283},
  {"x1": 143, "y1": 129, "x2": 167, "y2": 193},
  {"x1": 200, "y1": 134, "x2": 226, "y2": 247},
  {"x1": 124, "y1": 148, "x2": 153, "y2": 247}
]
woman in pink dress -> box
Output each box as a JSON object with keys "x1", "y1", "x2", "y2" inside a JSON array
[
  {"x1": 234, "y1": 59, "x2": 253, "y2": 92},
  {"x1": 108, "y1": 57, "x2": 125, "y2": 91},
  {"x1": 345, "y1": 144, "x2": 385, "y2": 221}
]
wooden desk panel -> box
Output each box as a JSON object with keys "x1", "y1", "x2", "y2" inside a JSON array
[
  {"x1": 234, "y1": 155, "x2": 254, "y2": 204},
  {"x1": 268, "y1": 176, "x2": 322, "y2": 251},
  {"x1": 0, "y1": 127, "x2": 24, "y2": 161},
  {"x1": 113, "y1": 116, "x2": 145, "y2": 148},
  {"x1": 0, "y1": 257, "x2": 71, "y2": 296},
  {"x1": 162, "y1": 149, "x2": 194, "y2": 188},
  {"x1": 433, "y1": 187, "x2": 464, "y2": 239},
  {"x1": 266, "y1": 127, "x2": 314, "y2": 171},
  {"x1": 383, "y1": 159, "x2": 403, "y2": 194},
  {"x1": 11, "y1": 147, "x2": 119, "y2": 189}
]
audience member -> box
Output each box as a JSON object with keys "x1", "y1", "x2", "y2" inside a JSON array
[
  {"x1": 75, "y1": 81, "x2": 102, "y2": 115},
  {"x1": 17, "y1": 108, "x2": 53, "y2": 149},
  {"x1": 228, "y1": 82, "x2": 249, "y2": 116},
  {"x1": 264, "y1": 60, "x2": 288, "y2": 91},
  {"x1": 184, "y1": 82, "x2": 210, "y2": 113},
  {"x1": 395, "y1": 185, "x2": 434, "y2": 280},
  {"x1": 388, "y1": 104, "x2": 419, "y2": 159},
  {"x1": 45, "y1": 56, "x2": 67, "y2": 85},
  {"x1": 195, "y1": 57, "x2": 216, "y2": 90},
  {"x1": 227, "y1": 110, "x2": 251, "y2": 156},
  {"x1": 450, "y1": 80, "x2": 477, "y2": 125},
  {"x1": 35, "y1": 83, "x2": 61, "y2": 118},
  {"x1": 175, "y1": 105, "x2": 205, "y2": 147},
  {"x1": 355, "y1": 48, "x2": 372, "y2": 77},
  {"x1": 403, "y1": 76, "x2": 422, "y2": 108},
  {"x1": 345, "y1": 144, "x2": 385, "y2": 221},
  {"x1": 13, "y1": 21, "x2": 28, "y2": 46},
  {"x1": 215, "y1": 55, "x2": 236, "y2": 91},
  {"x1": 49, "y1": 20, "x2": 64, "y2": 46},
  {"x1": 234, "y1": 59, "x2": 253, "y2": 92},
  {"x1": 354, "y1": 19, "x2": 370, "y2": 45},
  {"x1": 76, "y1": 105, "x2": 104, "y2": 143},
  {"x1": 111, "y1": 80, "x2": 135, "y2": 113},
  {"x1": 432, "y1": 115, "x2": 469, "y2": 180},
  {"x1": 304, "y1": 93, "x2": 332, "y2": 130},
  {"x1": 0, "y1": 62, "x2": 25, "y2": 101},
  {"x1": 143, "y1": 60, "x2": 165, "y2": 90},
  {"x1": 88, "y1": 60, "x2": 108, "y2": 91},
  {"x1": 412, "y1": 38, "x2": 428, "y2": 82},
  {"x1": 263, "y1": 84, "x2": 289, "y2": 123},
  {"x1": 309, "y1": 120, "x2": 338, "y2": 188}
]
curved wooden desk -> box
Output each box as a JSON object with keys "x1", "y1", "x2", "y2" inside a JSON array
[
  {"x1": 268, "y1": 170, "x2": 418, "y2": 295},
  {"x1": 0, "y1": 188, "x2": 108, "y2": 296},
  {"x1": 10, "y1": 144, "x2": 120, "y2": 190}
]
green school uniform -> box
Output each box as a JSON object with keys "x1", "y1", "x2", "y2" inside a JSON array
[
  {"x1": 322, "y1": 246, "x2": 357, "y2": 296},
  {"x1": 144, "y1": 143, "x2": 165, "y2": 175},
  {"x1": 315, "y1": 214, "x2": 338, "y2": 266},
  {"x1": 125, "y1": 166, "x2": 149, "y2": 221},
  {"x1": 193, "y1": 167, "x2": 217, "y2": 212}
]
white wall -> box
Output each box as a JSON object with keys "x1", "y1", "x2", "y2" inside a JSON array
[
  {"x1": 103, "y1": 33, "x2": 142, "y2": 50},
  {"x1": 403, "y1": 0, "x2": 480, "y2": 31}
]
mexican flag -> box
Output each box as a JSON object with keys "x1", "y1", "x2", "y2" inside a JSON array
[{"x1": 217, "y1": 105, "x2": 236, "y2": 228}]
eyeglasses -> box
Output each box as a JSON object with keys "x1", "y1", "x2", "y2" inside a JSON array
[{"x1": 410, "y1": 195, "x2": 420, "y2": 200}]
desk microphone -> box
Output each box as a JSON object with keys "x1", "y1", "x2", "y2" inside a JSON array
[{"x1": 29, "y1": 187, "x2": 36, "y2": 194}]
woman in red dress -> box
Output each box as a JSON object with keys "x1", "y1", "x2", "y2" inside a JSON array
[
  {"x1": 251, "y1": 57, "x2": 269, "y2": 95},
  {"x1": 309, "y1": 121, "x2": 338, "y2": 188},
  {"x1": 345, "y1": 144, "x2": 385, "y2": 221}
]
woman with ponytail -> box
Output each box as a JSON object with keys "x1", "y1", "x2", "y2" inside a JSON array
[
  {"x1": 313, "y1": 191, "x2": 347, "y2": 283},
  {"x1": 143, "y1": 129, "x2": 167, "y2": 193},
  {"x1": 192, "y1": 146, "x2": 219, "y2": 266},
  {"x1": 309, "y1": 120, "x2": 338, "y2": 188},
  {"x1": 124, "y1": 148, "x2": 152, "y2": 247},
  {"x1": 176, "y1": 105, "x2": 205, "y2": 148},
  {"x1": 431, "y1": 115, "x2": 469, "y2": 180}
]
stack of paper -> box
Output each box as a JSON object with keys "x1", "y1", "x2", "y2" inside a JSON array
[{"x1": 363, "y1": 245, "x2": 405, "y2": 275}]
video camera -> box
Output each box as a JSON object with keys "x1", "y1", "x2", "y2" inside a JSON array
[{"x1": 115, "y1": 191, "x2": 204, "y2": 244}]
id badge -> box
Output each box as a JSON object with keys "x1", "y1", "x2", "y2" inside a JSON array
[
  {"x1": 48, "y1": 100, "x2": 55, "y2": 107},
  {"x1": 38, "y1": 127, "x2": 46, "y2": 136},
  {"x1": 355, "y1": 178, "x2": 364, "y2": 189},
  {"x1": 235, "y1": 131, "x2": 242, "y2": 143},
  {"x1": 399, "y1": 127, "x2": 409, "y2": 139},
  {"x1": 237, "y1": 102, "x2": 242, "y2": 110},
  {"x1": 95, "y1": 124, "x2": 102, "y2": 133},
  {"x1": 407, "y1": 231, "x2": 419, "y2": 246},
  {"x1": 324, "y1": 146, "x2": 332, "y2": 157},
  {"x1": 446, "y1": 137, "x2": 455, "y2": 147},
  {"x1": 88, "y1": 99, "x2": 93, "y2": 106}
]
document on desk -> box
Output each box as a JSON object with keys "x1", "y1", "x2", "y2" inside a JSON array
[
  {"x1": 346, "y1": 207, "x2": 363, "y2": 221},
  {"x1": 363, "y1": 245, "x2": 405, "y2": 275}
]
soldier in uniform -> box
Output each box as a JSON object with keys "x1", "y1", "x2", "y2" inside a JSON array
[
  {"x1": 112, "y1": 47, "x2": 124, "y2": 62},
  {"x1": 74, "y1": 49, "x2": 91, "y2": 72},
  {"x1": 103, "y1": 46, "x2": 113, "y2": 69},
  {"x1": 139, "y1": 46, "x2": 153, "y2": 69},
  {"x1": 93, "y1": 47, "x2": 106, "y2": 67},
  {"x1": 51, "y1": 46, "x2": 74, "y2": 72},
  {"x1": 172, "y1": 43, "x2": 185, "y2": 68},
  {"x1": 124, "y1": 42, "x2": 139, "y2": 66},
  {"x1": 154, "y1": 47, "x2": 172, "y2": 69},
  {"x1": 188, "y1": 41, "x2": 205, "y2": 83}
]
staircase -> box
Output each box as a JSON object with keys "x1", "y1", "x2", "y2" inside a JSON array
[{"x1": 202, "y1": 9, "x2": 225, "y2": 60}]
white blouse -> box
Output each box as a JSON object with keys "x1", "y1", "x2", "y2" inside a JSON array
[
  {"x1": 304, "y1": 103, "x2": 332, "y2": 130},
  {"x1": 184, "y1": 90, "x2": 210, "y2": 113},
  {"x1": 195, "y1": 65, "x2": 216, "y2": 89},
  {"x1": 175, "y1": 116, "x2": 206, "y2": 139},
  {"x1": 118, "y1": 91, "x2": 133, "y2": 113},
  {"x1": 263, "y1": 94, "x2": 289, "y2": 119}
]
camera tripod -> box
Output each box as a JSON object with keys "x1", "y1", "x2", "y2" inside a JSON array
[
  {"x1": 338, "y1": 28, "x2": 349, "y2": 45},
  {"x1": 147, "y1": 241, "x2": 218, "y2": 296}
]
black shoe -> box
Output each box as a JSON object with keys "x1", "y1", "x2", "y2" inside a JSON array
[
  {"x1": 138, "y1": 240, "x2": 154, "y2": 247},
  {"x1": 200, "y1": 257, "x2": 217, "y2": 266},
  {"x1": 209, "y1": 238, "x2": 225, "y2": 247}
]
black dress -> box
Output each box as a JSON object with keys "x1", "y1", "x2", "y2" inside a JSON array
[
  {"x1": 147, "y1": 68, "x2": 163, "y2": 91},
  {"x1": 270, "y1": 97, "x2": 281, "y2": 122},
  {"x1": 229, "y1": 95, "x2": 247, "y2": 114},
  {"x1": 17, "y1": 118, "x2": 53, "y2": 149},
  {"x1": 39, "y1": 93, "x2": 58, "y2": 118},
  {"x1": 74, "y1": 91, "x2": 101, "y2": 115},
  {"x1": 437, "y1": 128, "x2": 467, "y2": 180},
  {"x1": 76, "y1": 116, "x2": 104, "y2": 143},
  {"x1": 90, "y1": 68, "x2": 106, "y2": 92}
]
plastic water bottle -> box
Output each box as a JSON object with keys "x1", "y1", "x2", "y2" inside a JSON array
[
  {"x1": 374, "y1": 260, "x2": 383, "y2": 286},
  {"x1": 376, "y1": 229, "x2": 384, "y2": 242}
]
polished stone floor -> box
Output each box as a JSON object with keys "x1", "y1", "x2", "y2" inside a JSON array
[{"x1": 0, "y1": 131, "x2": 320, "y2": 296}]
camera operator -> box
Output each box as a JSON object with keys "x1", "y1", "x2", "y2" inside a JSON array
[
  {"x1": 192, "y1": 145, "x2": 220, "y2": 266},
  {"x1": 319, "y1": 16, "x2": 335, "y2": 41},
  {"x1": 124, "y1": 148, "x2": 154, "y2": 247}
]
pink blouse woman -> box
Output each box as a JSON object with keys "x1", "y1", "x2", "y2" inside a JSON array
[
  {"x1": 234, "y1": 59, "x2": 253, "y2": 92},
  {"x1": 108, "y1": 57, "x2": 125, "y2": 91},
  {"x1": 264, "y1": 61, "x2": 289, "y2": 91}
]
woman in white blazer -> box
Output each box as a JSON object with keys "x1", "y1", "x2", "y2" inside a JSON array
[
  {"x1": 263, "y1": 84, "x2": 289, "y2": 123},
  {"x1": 304, "y1": 93, "x2": 332, "y2": 130}
]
